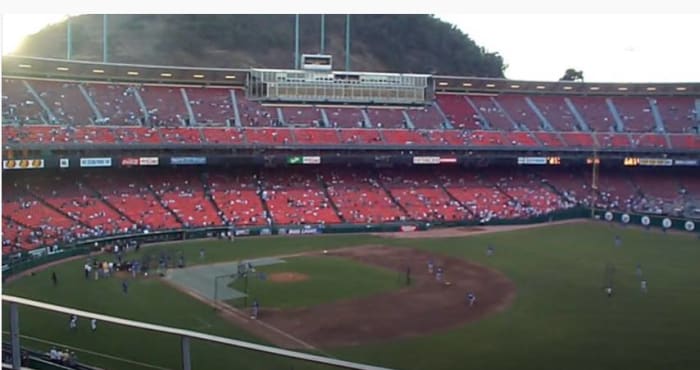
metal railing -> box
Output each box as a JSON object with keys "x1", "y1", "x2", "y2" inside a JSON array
[{"x1": 2, "y1": 295, "x2": 395, "y2": 370}]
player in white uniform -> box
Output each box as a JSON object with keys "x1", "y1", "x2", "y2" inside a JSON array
[{"x1": 641, "y1": 280, "x2": 648, "y2": 294}]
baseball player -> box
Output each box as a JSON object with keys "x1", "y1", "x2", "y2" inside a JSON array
[
  {"x1": 466, "y1": 292, "x2": 477, "y2": 306},
  {"x1": 605, "y1": 286, "x2": 613, "y2": 298},
  {"x1": 486, "y1": 244, "x2": 494, "y2": 257},
  {"x1": 91, "y1": 318, "x2": 97, "y2": 332},
  {"x1": 435, "y1": 266, "x2": 444, "y2": 283},
  {"x1": 69, "y1": 315, "x2": 77, "y2": 330},
  {"x1": 641, "y1": 279, "x2": 648, "y2": 294},
  {"x1": 614, "y1": 235, "x2": 622, "y2": 248},
  {"x1": 251, "y1": 300, "x2": 260, "y2": 320},
  {"x1": 427, "y1": 259, "x2": 434, "y2": 274}
]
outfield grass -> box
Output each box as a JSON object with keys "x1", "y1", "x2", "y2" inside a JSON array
[
  {"x1": 3, "y1": 222, "x2": 700, "y2": 370},
  {"x1": 228, "y1": 256, "x2": 402, "y2": 309}
]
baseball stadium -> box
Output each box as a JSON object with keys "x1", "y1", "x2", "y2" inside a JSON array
[{"x1": 2, "y1": 13, "x2": 700, "y2": 370}]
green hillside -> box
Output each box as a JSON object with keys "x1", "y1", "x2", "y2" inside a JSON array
[{"x1": 14, "y1": 14, "x2": 505, "y2": 77}]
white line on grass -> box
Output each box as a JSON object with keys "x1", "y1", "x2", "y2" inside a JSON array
[{"x1": 2, "y1": 331, "x2": 172, "y2": 370}]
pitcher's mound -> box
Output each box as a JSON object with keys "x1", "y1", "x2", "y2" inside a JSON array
[{"x1": 268, "y1": 272, "x2": 309, "y2": 283}]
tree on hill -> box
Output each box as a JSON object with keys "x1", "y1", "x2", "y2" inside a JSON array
[
  {"x1": 560, "y1": 68, "x2": 584, "y2": 82},
  {"x1": 13, "y1": 14, "x2": 506, "y2": 78}
]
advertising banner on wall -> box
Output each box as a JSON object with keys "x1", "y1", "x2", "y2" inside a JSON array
[
  {"x1": 3, "y1": 159, "x2": 45, "y2": 170},
  {"x1": 80, "y1": 158, "x2": 112, "y2": 168},
  {"x1": 139, "y1": 157, "x2": 159, "y2": 166},
  {"x1": 170, "y1": 157, "x2": 207, "y2": 165}
]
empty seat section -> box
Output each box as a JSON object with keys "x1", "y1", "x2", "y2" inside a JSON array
[
  {"x1": 160, "y1": 127, "x2": 204, "y2": 144},
  {"x1": 152, "y1": 173, "x2": 220, "y2": 227},
  {"x1": 366, "y1": 108, "x2": 406, "y2": 128},
  {"x1": 468, "y1": 95, "x2": 514, "y2": 130},
  {"x1": 208, "y1": 173, "x2": 266, "y2": 226},
  {"x1": 503, "y1": 132, "x2": 538, "y2": 147},
  {"x1": 293, "y1": 128, "x2": 341, "y2": 145},
  {"x1": 595, "y1": 133, "x2": 631, "y2": 149},
  {"x1": 611, "y1": 97, "x2": 655, "y2": 132},
  {"x1": 279, "y1": 106, "x2": 323, "y2": 125},
  {"x1": 534, "y1": 132, "x2": 565, "y2": 147},
  {"x1": 2, "y1": 78, "x2": 47, "y2": 124},
  {"x1": 113, "y1": 127, "x2": 162, "y2": 144},
  {"x1": 569, "y1": 96, "x2": 616, "y2": 132},
  {"x1": 186, "y1": 87, "x2": 234, "y2": 126},
  {"x1": 236, "y1": 90, "x2": 277, "y2": 126},
  {"x1": 88, "y1": 173, "x2": 181, "y2": 230},
  {"x1": 201, "y1": 127, "x2": 245, "y2": 144},
  {"x1": 29, "y1": 80, "x2": 94, "y2": 125},
  {"x1": 140, "y1": 85, "x2": 188, "y2": 126},
  {"x1": 653, "y1": 97, "x2": 697, "y2": 133},
  {"x1": 495, "y1": 95, "x2": 542, "y2": 131},
  {"x1": 245, "y1": 128, "x2": 293, "y2": 145},
  {"x1": 381, "y1": 129, "x2": 431, "y2": 145},
  {"x1": 629, "y1": 133, "x2": 667, "y2": 149},
  {"x1": 379, "y1": 170, "x2": 468, "y2": 221},
  {"x1": 85, "y1": 82, "x2": 143, "y2": 125},
  {"x1": 435, "y1": 94, "x2": 481, "y2": 130},
  {"x1": 261, "y1": 169, "x2": 340, "y2": 225},
  {"x1": 669, "y1": 134, "x2": 700, "y2": 150},
  {"x1": 325, "y1": 107, "x2": 366, "y2": 128},
  {"x1": 324, "y1": 171, "x2": 405, "y2": 223},
  {"x1": 405, "y1": 105, "x2": 444, "y2": 129},
  {"x1": 337, "y1": 128, "x2": 384, "y2": 144},
  {"x1": 559, "y1": 132, "x2": 595, "y2": 147},
  {"x1": 529, "y1": 96, "x2": 578, "y2": 131}
]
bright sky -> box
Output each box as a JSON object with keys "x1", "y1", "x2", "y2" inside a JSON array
[{"x1": 1, "y1": 11, "x2": 699, "y2": 83}]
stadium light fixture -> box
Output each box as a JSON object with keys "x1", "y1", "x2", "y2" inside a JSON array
[
  {"x1": 438, "y1": 82, "x2": 448, "y2": 86},
  {"x1": 160, "y1": 73, "x2": 173, "y2": 77},
  {"x1": 562, "y1": 86, "x2": 573, "y2": 90},
  {"x1": 675, "y1": 87, "x2": 687, "y2": 91},
  {"x1": 18, "y1": 64, "x2": 32, "y2": 68},
  {"x1": 510, "y1": 85, "x2": 520, "y2": 88},
  {"x1": 225, "y1": 75, "x2": 237, "y2": 79},
  {"x1": 535, "y1": 85, "x2": 546, "y2": 90},
  {"x1": 92, "y1": 69, "x2": 105, "y2": 74},
  {"x1": 56, "y1": 67, "x2": 69, "y2": 71},
  {"x1": 462, "y1": 82, "x2": 472, "y2": 87},
  {"x1": 127, "y1": 71, "x2": 140, "y2": 76},
  {"x1": 617, "y1": 87, "x2": 628, "y2": 91},
  {"x1": 646, "y1": 87, "x2": 657, "y2": 91},
  {"x1": 193, "y1": 74, "x2": 205, "y2": 79},
  {"x1": 589, "y1": 86, "x2": 600, "y2": 91},
  {"x1": 485, "y1": 83, "x2": 496, "y2": 88}
]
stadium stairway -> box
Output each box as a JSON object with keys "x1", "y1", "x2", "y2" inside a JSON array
[
  {"x1": 78, "y1": 83, "x2": 105, "y2": 122},
  {"x1": 200, "y1": 172, "x2": 228, "y2": 225},
  {"x1": 85, "y1": 183, "x2": 138, "y2": 225},
  {"x1": 564, "y1": 97, "x2": 590, "y2": 131},
  {"x1": 23, "y1": 80, "x2": 56, "y2": 123},
  {"x1": 318, "y1": 174, "x2": 347, "y2": 223},
  {"x1": 255, "y1": 175, "x2": 274, "y2": 226},
  {"x1": 26, "y1": 188, "x2": 93, "y2": 231},
  {"x1": 375, "y1": 172, "x2": 411, "y2": 219},
  {"x1": 438, "y1": 181, "x2": 478, "y2": 219},
  {"x1": 147, "y1": 185, "x2": 186, "y2": 228}
]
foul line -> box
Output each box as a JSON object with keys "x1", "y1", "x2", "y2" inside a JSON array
[{"x1": 1, "y1": 331, "x2": 171, "y2": 370}]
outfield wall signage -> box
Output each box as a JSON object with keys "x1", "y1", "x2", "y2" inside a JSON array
[
  {"x1": 121, "y1": 158, "x2": 139, "y2": 166},
  {"x1": 413, "y1": 156, "x2": 440, "y2": 164},
  {"x1": 3, "y1": 159, "x2": 45, "y2": 170},
  {"x1": 139, "y1": 157, "x2": 159, "y2": 166},
  {"x1": 288, "y1": 156, "x2": 321, "y2": 165},
  {"x1": 674, "y1": 159, "x2": 698, "y2": 166},
  {"x1": 59, "y1": 158, "x2": 70, "y2": 168},
  {"x1": 170, "y1": 156, "x2": 207, "y2": 165},
  {"x1": 80, "y1": 157, "x2": 112, "y2": 168},
  {"x1": 517, "y1": 157, "x2": 547, "y2": 165},
  {"x1": 303, "y1": 156, "x2": 321, "y2": 164}
]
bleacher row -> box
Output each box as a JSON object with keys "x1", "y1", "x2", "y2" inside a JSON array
[
  {"x1": 4, "y1": 168, "x2": 699, "y2": 254},
  {"x1": 3, "y1": 78, "x2": 699, "y2": 149}
]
